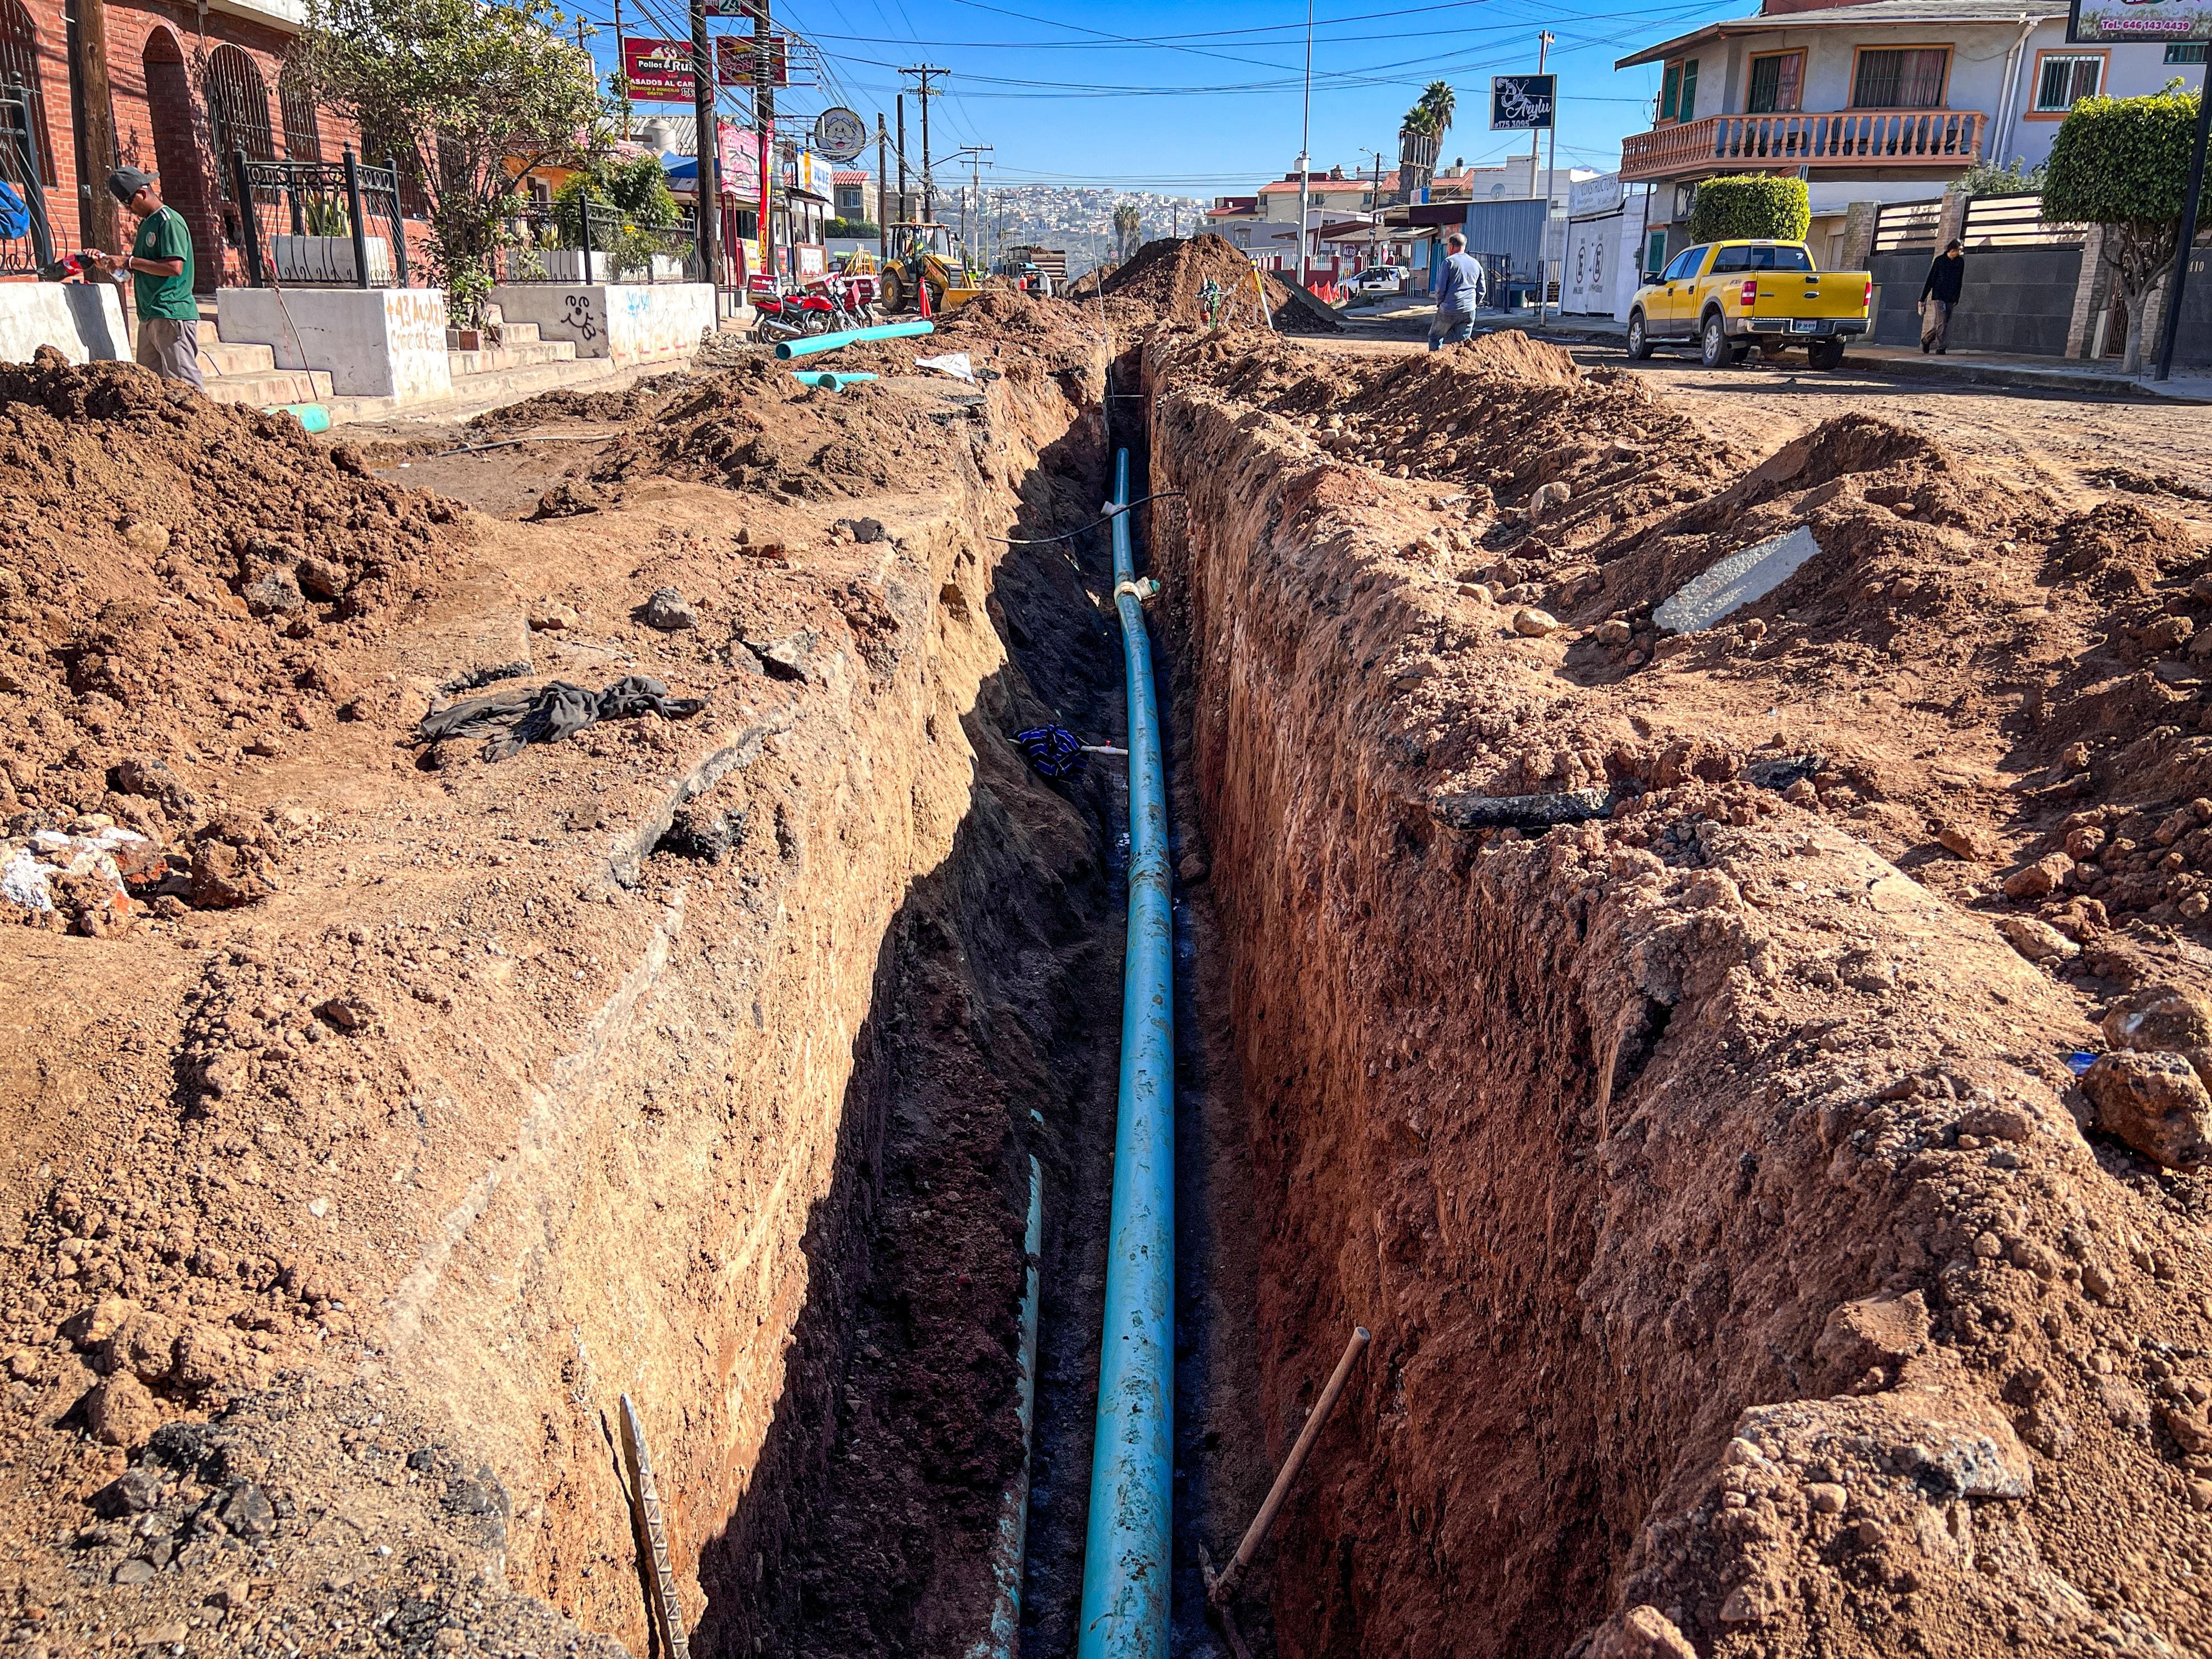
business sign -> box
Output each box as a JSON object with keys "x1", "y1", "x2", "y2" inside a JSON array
[
  {"x1": 2068, "y1": 0, "x2": 2212, "y2": 40},
  {"x1": 812, "y1": 106, "x2": 867, "y2": 163},
  {"x1": 1567, "y1": 170, "x2": 1624, "y2": 218},
  {"x1": 718, "y1": 121, "x2": 763, "y2": 194},
  {"x1": 702, "y1": 0, "x2": 763, "y2": 13},
  {"x1": 1491, "y1": 73, "x2": 1557, "y2": 131},
  {"x1": 715, "y1": 33, "x2": 789, "y2": 87},
  {"x1": 624, "y1": 36, "x2": 697, "y2": 100}
]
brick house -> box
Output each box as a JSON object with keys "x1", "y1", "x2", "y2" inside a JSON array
[{"x1": 3, "y1": 0, "x2": 365, "y2": 290}]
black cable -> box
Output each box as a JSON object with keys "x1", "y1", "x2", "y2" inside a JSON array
[{"x1": 991, "y1": 490, "x2": 1182, "y2": 544}]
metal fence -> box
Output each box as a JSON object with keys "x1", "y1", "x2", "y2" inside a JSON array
[
  {"x1": 0, "y1": 78, "x2": 55, "y2": 276},
  {"x1": 493, "y1": 200, "x2": 701, "y2": 285},
  {"x1": 1872, "y1": 198, "x2": 1943, "y2": 255},
  {"x1": 1962, "y1": 191, "x2": 2086, "y2": 249},
  {"x1": 229, "y1": 149, "x2": 410, "y2": 288}
]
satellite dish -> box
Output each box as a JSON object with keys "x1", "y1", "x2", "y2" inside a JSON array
[{"x1": 812, "y1": 107, "x2": 867, "y2": 164}]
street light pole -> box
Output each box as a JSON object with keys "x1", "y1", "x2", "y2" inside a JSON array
[{"x1": 1294, "y1": 0, "x2": 1314, "y2": 292}]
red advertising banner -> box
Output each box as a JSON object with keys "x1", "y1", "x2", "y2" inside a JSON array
[
  {"x1": 714, "y1": 33, "x2": 789, "y2": 87},
  {"x1": 623, "y1": 36, "x2": 696, "y2": 100}
]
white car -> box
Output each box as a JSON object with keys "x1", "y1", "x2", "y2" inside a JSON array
[{"x1": 1352, "y1": 267, "x2": 1402, "y2": 295}]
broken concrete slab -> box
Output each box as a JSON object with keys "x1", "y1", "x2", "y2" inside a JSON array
[{"x1": 1653, "y1": 525, "x2": 1821, "y2": 635}]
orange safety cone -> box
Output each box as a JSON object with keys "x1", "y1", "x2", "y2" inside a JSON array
[{"x1": 918, "y1": 277, "x2": 933, "y2": 320}]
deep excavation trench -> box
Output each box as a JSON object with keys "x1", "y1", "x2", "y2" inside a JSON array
[{"x1": 22, "y1": 284, "x2": 2212, "y2": 1659}]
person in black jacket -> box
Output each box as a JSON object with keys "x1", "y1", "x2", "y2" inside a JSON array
[{"x1": 1921, "y1": 238, "x2": 1965, "y2": 354}]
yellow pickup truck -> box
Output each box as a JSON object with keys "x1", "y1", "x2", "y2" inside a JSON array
[{"x1": 1626, "y1": 239, "x2": 1871, "y2": 371}]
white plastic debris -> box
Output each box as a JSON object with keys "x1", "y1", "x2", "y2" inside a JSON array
[
  {"x1": 0, "y1": 822, "x2": 153, "y2": 915},
  {"x1": 915, "y1": 351, "x2": 978, "y2": 384},
  {"x1": 1653, "y1": 525, "x2": 1822, "y2": 634}
]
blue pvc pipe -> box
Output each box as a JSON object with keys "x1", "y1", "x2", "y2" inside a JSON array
[
  {"x1": 1077, "y1": 448, "x2": 1175, "y2": 1659},
  {"x1": 789, "y1": 370, "x2": 878, "y2": 390},
  {"x1": 774, "y1": 318, "x2": 934, "y2": 359}
]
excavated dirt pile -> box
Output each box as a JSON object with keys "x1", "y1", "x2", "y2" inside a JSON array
[
  {"x1": 1143, "y1": 325, "x2": 2212, "y2": 1658},
  {"x1": 1071, "y1": 233, "x2": 1342, "y2": 333},
  {"x1": 0, "y1": 349, "x2": 470, "y2": 934},
  {"x1": 0, "y1": 314, "x2": 1129, "y2": 1659}
]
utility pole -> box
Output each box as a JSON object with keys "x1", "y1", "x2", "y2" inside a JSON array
[
  {"x1": 1528, "y1": 29, "x2": 1553, "y2": 200},
  {"x1": 1542, "y1": 32, "x2": 1559, "y2": 327},
  {"x1": 612, "y1": 0, "x2": 631, "y2": 132},
  {"x1": 756, "y1": 0, "x2": 776, "y2": 287},
  {"x1": 875, "y1": 112, "x2": 888, "y2": 261},
  {"x1": 74, "y1": 0, "x2": 117, "y2": 252},
  {"x1": 901, "y1": 65, "x2": 946, "y2": 224},
  {"x1": 1360, "y1": 145, "x2": 1386, "y2": 273},
  {"x1": 688, "y1": 0, "x2": 716, "y2": 289},
  {"x1": 895, "y1": 94, "x2": 908, "y2": 232},
  {"x1": 1293, "y1": 0, "x2": 1314, "y2": 292}
]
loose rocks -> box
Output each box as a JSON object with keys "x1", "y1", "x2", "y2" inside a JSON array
[
  {"x1": 2081, "y1": 1050, "x2": 2212, "y2": 1167},
  {"x1": 641, "y1": 587, "x2": 699, "y2": 631}
]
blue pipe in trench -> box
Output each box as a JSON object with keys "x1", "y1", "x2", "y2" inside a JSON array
[{"x1": 1076, "y1": 447, "x2": 1176, "y2": 1659}]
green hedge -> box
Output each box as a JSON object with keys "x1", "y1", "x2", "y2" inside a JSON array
[
  {"x1": 2044, "y1": 88, "x2": 2204, "y2": 233},
  {"x1": 1686, "y1": 174, "x2": 1812, "y2": 244}
]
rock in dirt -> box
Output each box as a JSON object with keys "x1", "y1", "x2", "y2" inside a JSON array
[
  {"x1": 1937, "y1": 822, "x2": 1995, "y2": 862},
  {"x1": 1513, "y1": 607, "x2": 1561, "y2": 638},
  {"x1": 2081, "y1": 1050, "x2": 2212, "y2": 1167},
  {"x1": 640, "y1": 586, "x2": 698, "y2": 631},
  {"x1": 295, "y1": 555, "x2": 351, "y2": 602},
  {"x1": 1996, "y1": 913, "x2": 2079, "y2": 964},
  {"x1": 2102, "y1": 984, "x2": 2212, "y2": 1058},
  {"x1": 243, "y1": 569, "x2": 306, "y2": 617},
  {"x1": 1813, "y1": 1289, "x2": 1929, "y2": 1392},
  {"x1": 2001, "y1": 853, "x2": 2073, "y2": 901},
  {"x1": 120, "y1": 520, "x2": 168, "y2": 555},
  {"x1": 526, "y1": 600, "x2": 578, "y2": 631},
  {"x1": 1585, "y1": 1605, "x2": 1696, "y2": 1659},
  {"x1": 85, "y1": 1372, "x2": 162, "y2": 1447}
]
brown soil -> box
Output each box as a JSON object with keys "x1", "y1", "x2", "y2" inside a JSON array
[
  {"x1": 1071, "y1": 233, "x2": 1344, "y2": 334},
  {"x1": 1143, "y1": 324, "x2": 2212, "y2": 1658},
  {"x1": 0, "y1": 323, "x2": 1137, "y2": 1659}
]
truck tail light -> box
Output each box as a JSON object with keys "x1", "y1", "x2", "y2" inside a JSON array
[
  {"x1": 1864, "y1": 277, "x2": 1874, "y2": 307},
  {"x1": 1740, "y1": 279, "x2": 1758, "y2": 307}
]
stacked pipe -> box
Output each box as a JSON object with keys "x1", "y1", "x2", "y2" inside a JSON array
[{"x1": 1076, "y1": 449, "x2": 1176, "y2": 1659}]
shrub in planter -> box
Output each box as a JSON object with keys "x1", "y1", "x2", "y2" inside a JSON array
[{"x1": 1686, "y1": 174, "x2": 1812, "y2": 244}]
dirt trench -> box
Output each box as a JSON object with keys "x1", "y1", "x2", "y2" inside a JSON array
[{"x1": 1137, "y1": 328, "x2": 2212, "y2": 1659}]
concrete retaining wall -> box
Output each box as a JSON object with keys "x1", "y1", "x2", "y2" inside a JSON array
[
  {"x1": 0, "y1": 282, "x2": 131, "y2": 365},
  {"x1": 1869, "y1": 245, "x2": 2083, "y2": 356},
  {"x1": 216, "y1": 286, "x2": 452, "y2": 401},
  {"x1": 488, "y1": 282, "x2": 714, "y2": 365}
]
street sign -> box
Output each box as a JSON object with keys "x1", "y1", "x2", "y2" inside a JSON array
[
  {"x1": 702, "y1": 0, "x2": 763, "y2": 13},
  {"x1": 623, "y1": 37, "x2": 695, "y2": 101},
  {"x1": 1491, "y1": 74, "x2": 1556, "y2": 131},
  {"x1": 715, "y1": 34, "x2": 789, "y2": 87},
  {"x1": 812, "y1": 106, "x2": 867, "y2": 163},
  {"x1": 2068, "y1": 0, "x2": 2212, "y2": 41}
]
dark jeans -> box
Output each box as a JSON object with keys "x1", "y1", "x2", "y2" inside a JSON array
[{"x1": 1429, "y1": 312, "x2": 1475, "y2": 350}]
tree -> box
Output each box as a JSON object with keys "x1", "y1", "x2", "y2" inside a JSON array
[
  {"x1": 2044, "y1": 83, "x2": 2211, "y2": 373},
  {"x1": 554, "y1": 154, "x2": 680, "y2": 278},
  {"x1": 295, "y1": 0, "x2": 605, "y2": 326},
  {"x1": 1412, "y1": 80, "x2": 1455, "y2": 136},
  {"x1": 1686, "y1": 173, "x2": 1811, "y2": 243},
  {"x1": 1113, "y1": 200, "x2": 1141, "y2": 261}
]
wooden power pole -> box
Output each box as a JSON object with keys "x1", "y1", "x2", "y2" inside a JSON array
[
  {"x1": 75, "y1": 0, "x2": 117, "y2": 251},
  {"x1": 688, "y1": 0, "x2": 716, "y2": 287}
]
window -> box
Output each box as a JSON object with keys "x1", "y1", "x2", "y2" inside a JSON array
[
  {"x1": 0, "y1": 0, "x2": 58, "y2": 187},
  {"x1": 1751, "y1": 244, "x2": 1813, "y2": 271},
  {"x1": 1661, "y1": 245, "x2": 1706, "y2": 282},
  {"x1": 1660, "y1": 58, "x2": 1700, "y2": 122},
  {"x1": 1711, "y1": 244, "x2": 1752, "y2": 273},
  {"x1": 205, "y1": 43, "x2": 274, "y2": 195},
  {"x1": 1747, "y1": 50, "x2": 1804, "y2": 114},
  {"x1": 2168, "y1": 41, "x2": 2208, "y2": 63},
  {"x1": 2032, "y1": 50, "x2": 2103, "y2": 113},
  {"x1": 278, "y1": 63, "x2": 320, "y2": 161},
  {"x1": 1850, "y1": 47, "x2": 1949, "y2": 109}
]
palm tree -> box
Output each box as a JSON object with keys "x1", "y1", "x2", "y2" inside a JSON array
[
  {"x1": 1113, "y1": 200, "x2": 1142, "y2": 261},
  {"x1": 1418, "y1": 80, "x2": 1456, "y2": 136}
]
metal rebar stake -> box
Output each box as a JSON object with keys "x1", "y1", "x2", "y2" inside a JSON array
[{"x1": 618, "y1": 1393, "x2": 691, "y2": 1659}]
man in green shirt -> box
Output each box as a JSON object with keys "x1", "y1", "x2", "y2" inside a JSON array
[{"x1": 89, "y1": 167, "x2": 201, "y2": 392}]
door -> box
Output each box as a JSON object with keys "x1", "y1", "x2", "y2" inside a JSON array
[{"x1": 1649, "y1": 242, "x2": 1707, "y2": 335}]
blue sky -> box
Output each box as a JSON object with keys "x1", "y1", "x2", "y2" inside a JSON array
[{"x1": 565, "y1": 0, "x2": 1752, "y2": 191}]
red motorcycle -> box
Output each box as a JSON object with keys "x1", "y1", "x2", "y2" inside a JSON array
[{"x1": 749, "y1": 279, "x2": 840, "y2": 343}]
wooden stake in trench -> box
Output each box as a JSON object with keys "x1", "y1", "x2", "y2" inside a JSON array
[
  {"x1": 618, "y1": 1393, "x2": 691, "y2": 1659},
  {"x1": 1208, "y1": 1325, "x2": 1371, "y2": 1614}
]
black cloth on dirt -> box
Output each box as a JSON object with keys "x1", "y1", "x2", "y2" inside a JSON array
[
  {"x1": 416, "y1": 675, "x2": 706, "y2": 761},
  {"x1": 1921, "y1": 252, "x2": 1964, "y2": 305}
]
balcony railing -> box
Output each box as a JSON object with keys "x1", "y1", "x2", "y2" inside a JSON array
[{"x1": 1620, "y1": 108, "x2": 1985, "y2": 180}]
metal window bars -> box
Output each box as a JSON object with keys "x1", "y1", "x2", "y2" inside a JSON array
[
  {"x1": 0, "y1": 76, "x2": 54, "y2": 275},
  {"x1": 492, "y1": 198, "x2": 702, "y2": 284},
  {"x1": 228, "y1": 148, "x2": 410, "y2": 289}
]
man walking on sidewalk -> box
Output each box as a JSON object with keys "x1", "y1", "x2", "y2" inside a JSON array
[
  {"x1": 1920, "y1": 238, "x2": 1964, "y2": 356},
  {"x1": 89, "y1": 167, "x2": 202, "y2": 392},
  {"x1": 1430, "y1": 230, "x2": 1481, "y2": 351}
]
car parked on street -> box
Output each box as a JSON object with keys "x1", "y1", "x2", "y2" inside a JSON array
[{"x1": 1625, "y1": 240, "x2": 1870, "y2": 370}]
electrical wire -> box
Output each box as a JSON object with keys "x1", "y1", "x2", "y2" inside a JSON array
[{"x1": 991, "y1": 492, "x2": 1182, "y2": 545}]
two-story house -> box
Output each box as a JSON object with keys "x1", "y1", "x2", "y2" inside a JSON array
[{"x1": 1616, "y1": 0, "x2": 2198, "y2": 273}]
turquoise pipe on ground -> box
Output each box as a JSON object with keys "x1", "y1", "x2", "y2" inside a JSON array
[
  {"x1": 262, "y1": 403, "x2": 331, "y2": 433},
  {"x1": 774, "y1": 319, "x2": 934, "y2": 359},
  {"x1": 1076, "y1": 447, "x2": 1175, "y2": 1659},
  {"x1": 789, "y1": 370, "x2": 878, "y2": 390}
]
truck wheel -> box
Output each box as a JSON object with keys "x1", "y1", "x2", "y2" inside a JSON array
[
  {"x1": 1808, "y1": 338, "x2": 1846, "y2": 371},
  {"x1": 1700, "y1": 312, "x2": 1741, "y2": 369},
  {"x1": 1626, "y1": 311, "x2": 1652, "y2": 361},
  {"x1": 881, "y1": 269, "x2": 906, "y2": 314}
]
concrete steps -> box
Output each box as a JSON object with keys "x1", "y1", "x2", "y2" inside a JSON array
[
  {"x1": 201, "y1": 366, "x2": 336, "y2": 407},
  {"x1": 447, "y1": 335, "x2": 578, "y2": 376}
]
